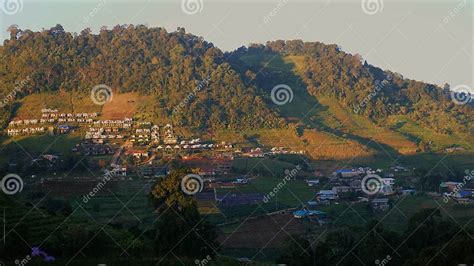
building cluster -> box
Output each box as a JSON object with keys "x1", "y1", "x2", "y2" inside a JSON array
[
  {"x1": 42, "y1": 110, "x2": 98, "y2": 124},
  {"x1": 85, "y1": 127, "x2": 125, "y2": 140},
  {"x1": 440, "y1": 181, "x2": 474, "y2": 204},
  {"x1": 41, "y1": 109, "x2": 98, "y2": 118},
  {"x1": 155, "y1": 139, "x2": 223, "y2": 151},
  {"x1": 6, "y1": 109, "x2": 100, "y2": 137},
  {"x1": 303, "y1": 166, "x2": 414, "y2": 212},
  {"x1": 7, "y1": 127, "x2": 46, "y2": 136},
  {"x1": 181, "y1": 154, "x2": 233, "y2": 180},
  {"x1": 73, "y1": 142, "x2": 115, "y2": 156},
  {"x1": 126, "y1": 123, "x2": 178, "y2": 146},
  {"x1": 241, "y1": 147, "x2": 305, "y2": 158}
]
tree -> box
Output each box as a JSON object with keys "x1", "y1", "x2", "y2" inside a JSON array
[
  {"x1": 277, "y1": 235, "x2": 314, "y2": 266},
  {"x1": 150, "y1": 169, "x2": 217, "y2": 258}
]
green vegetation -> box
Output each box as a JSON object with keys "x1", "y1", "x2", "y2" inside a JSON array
[
  {"x1": 277, "y1": 208, "x2": 474, "y2": 266},
  {"x1": 0, "y1": 25, "x2": 284, "y2": 130}
]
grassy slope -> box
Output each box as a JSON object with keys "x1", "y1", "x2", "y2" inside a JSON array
[
  {"x1": 2, "y1": 54, "x2": 473, "y2": 170},
  {"x1": 231, "y1": 53, "x2": 474, "y2": 169}
]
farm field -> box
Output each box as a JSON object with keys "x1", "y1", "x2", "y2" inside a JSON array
[{"x1": 20, "y1": 178, "x2": 158, "y2": 230}]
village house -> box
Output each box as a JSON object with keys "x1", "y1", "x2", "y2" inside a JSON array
[
  {"x1": 370, "y1": 198, "x2": 390, "y2": 211},
  {"x1": 57, "y1": 125, "x2": 71, "y2": 134},
  {"x1": 317, "y1": 190, "x2": 339, "y2": 200},
  {"x1": 332, "y1": 186, "x2": 352, "y2": 194},
  {"x1": 137, "y1": 166, "x2": 168, "y2": 178},
  {"x1": 333, "y1": 169, "x2": 363, "y2": 178},
  {"x1": 163, "y1": 124, "x2": 178, "y2": 144},
  {"x1": 400, "y1": 188, "x2": 417, "y2": 196},
  {"x1": 306, "y1": 179, "x2": 320, "y2": 186},
  {"x1": 248, "y1": 148, "x2": 264, "y2": 158},
  {"x1": 126, "y1": 149, "x2": 149, "y2": 159},
  {"x1": 7, "y1": 129, "x2": 20, "y2": 136}
]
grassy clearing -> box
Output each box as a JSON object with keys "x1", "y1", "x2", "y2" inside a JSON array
[
  {"x1": 386, "y1": 115, "x2": 474, "y2": 152},
  {"x1": 0, "y1": 133, "x2": 82, "y2": 167},
  {"x1": 14, "y1": 91, "x2": 102, "y2": 119}
]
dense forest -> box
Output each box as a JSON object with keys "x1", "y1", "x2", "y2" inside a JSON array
[
  {"x1": 228, "y1": 40, "x2": 473, "y2": 134},
  {"x1": 0, "y1": 24, "x2": 284, "y2": 129},
  {"x1": 0, "y1": 25, "x2": 472, "y2": 134}
]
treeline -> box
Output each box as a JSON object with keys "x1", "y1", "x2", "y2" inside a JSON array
[
  {"x1": 278, "y1": 208, "x2": 474, "y2": 265},
  {"x1": 0, "y1": 24, "x2": 284, "y2": 130},
  {"x1": 1, "y1": 26, "x2": 472, "y2": 134},
  {"x1": 227, "y1": 40, "x2": 473, "y2": 135}
]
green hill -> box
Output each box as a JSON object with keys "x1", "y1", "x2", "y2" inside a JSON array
[{"x1": 1, "y1": 26, "x2": 473, "y2": 168}]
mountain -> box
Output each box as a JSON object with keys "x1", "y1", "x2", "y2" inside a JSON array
[
  {"x1": 0, "y1": 24, "x2": 284, "y2": 130},
  {"x1": 1, "y1": 25, "x2": 472, "y2": 137},
  {"x1": 227, "y1": 40, "x2": 473, "y2": 135}
]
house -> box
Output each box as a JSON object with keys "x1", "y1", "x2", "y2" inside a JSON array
[
  {"x1": 439, "y1": 181, "x2": 464, "y2": 194},
  {"x1": 379, "y1": 178, "x2": 395, "y2": 195},
  {"x1": 371, "y1": 198, "x2": 390, "y2": 211},
  {"x1": 113, "y1": 167, "x2": 127, "y2": 177},
  {"x1": 333, "y1": 169, "x2": 362, "y2": 178},
  {"x1": 317, "y1": 190, "x2": 338, "y2": 200},
  {"x1": 306, "y1": 179, "x2": 320, "y2": 186},
  {"x1": 400, "y1": 188, "x2": 417, "y2": 196},
  {"x1": 392, "y1": 166, "x2": 408, "y2": 172},
  {"x1": 7, "y1": 129, "x2": 20, "y2": 136},
  {"x1": 164, "y1": 135, "x2": 178, "y2": 144},
  {"x1": 126, "y1": 149, "x2": 149, "y2": 159},
  {"x1": 293, "y1": 209, "x2": 326, "y2": 219},
  {"x1": 198, "y1": 167, "x2": 216, "y2": 181},
  {"x1": 42, "y1": 154, "x2": 59, "y2": 162},
  {"x1": 233, "y1": 178, "x2": 249, "y2": 184},
  {"x1": 444, "y1": 146, "x2": 465, "y2": 153},
  {"x1": 248, "y1": 148, "x2": 264, "y2": 158},
  {"x1": 57, "y1": 125, "x2": 71, "y2": 134},
  {"x1": 453, "y1": 190, "x2": 474, "y2": 199},
  {"x1": 332, "y1": 186, "x2": 352, "y2": 194},
  {"x1": 382, "y1": 178, "x2": 395, "y2": 186},
  {"x1": 454, "y1": 198, "x2": 471, "y2": 204},
  {"x1": 137, "y1": 166, "x2": 168, "y2": 177}
]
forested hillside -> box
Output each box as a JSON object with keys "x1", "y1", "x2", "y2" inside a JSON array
[
  {"x1": 227, "y1": 40, "x2": 473, "y2": 135},
  {"x1": 1, "y1": 25, "x2": 472, "y2": 135},
  {"x1": 0, "y1": 24, "x2": 284, "y2": 129}
]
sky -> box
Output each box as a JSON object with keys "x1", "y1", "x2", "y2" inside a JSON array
[{"x1": 0, "y1": 0, "x2": 472, "y2": 88}]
